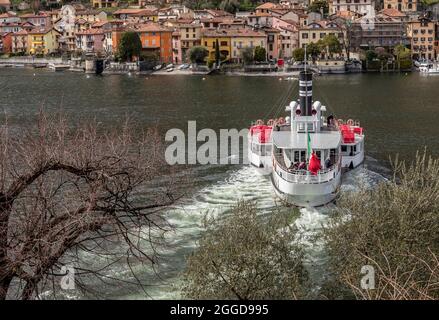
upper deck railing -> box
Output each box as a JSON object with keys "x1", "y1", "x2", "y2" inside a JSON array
[{"x1": 273, "y1": 152, "x2": 341, "y2": 184}]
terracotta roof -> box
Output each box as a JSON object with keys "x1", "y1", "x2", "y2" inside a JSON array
[
  {"x1": 76, "y1": 28, "x2": 104, "y2": 35},
  {"x1": 380, "y1": 8, "x2": 406, "y2": 18},
  {"x1": 0, "y1": 12, "x2": 16, "y2": 18},
  {"x1": 202, "y1": 28, "x2": 266, "y2": 38},
  {"x1": 20, "y1": 12, "x2": 49, "y2": 18},
  {"x1": 256, "y1": 2, "x2": 277, "y2": 10},
  {"x1": 28, "y1": 26, "x2": 59, "y2": 35},
  {"x1": 135, "y1": 23, "x2": 171, "y2": 32},
  {"x1": 114, "y1": 9, "x2": 156, "y2": 16}
]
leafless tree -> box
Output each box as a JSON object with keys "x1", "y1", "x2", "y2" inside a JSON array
[{"x1": 0, "y1": 112, "x2": 185, "y2": 299}]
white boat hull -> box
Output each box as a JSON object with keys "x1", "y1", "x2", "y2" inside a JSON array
[
  {"x1": 248, "y1": 151, "x2": 272, "y2": 175},
  {"x1": 271, "y1": 169, "x2": 341, "y2": 207},
  {"x1": 342, "y1": 150, "x2": 364, "y2": 169}
]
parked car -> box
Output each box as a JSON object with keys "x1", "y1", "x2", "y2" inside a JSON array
[
  {"x1": 165, "y1": 63, "x2": 174, "y2": 70},
  {"x1": 167, "y1": 67, "x2": 174, "y2": 72},
  {"x1": 153, "y1": 64, "x2": 162, "y2": 71},
  {"x1": 178, "y1": 63, "x2": 190, "y2": 70}
]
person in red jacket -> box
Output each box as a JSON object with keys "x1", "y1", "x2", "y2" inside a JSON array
[{"x1": 308, "y1": 152, "x2": 321, "y2": 175}]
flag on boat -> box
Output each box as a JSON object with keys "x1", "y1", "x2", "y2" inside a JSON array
[{"x1": 307, "y1": 132, "x2": 311, "y2": 159}]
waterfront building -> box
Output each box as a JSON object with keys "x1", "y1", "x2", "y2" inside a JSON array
[
  {"x1": 91, "y1": 0, "x2": 118, "y2": 8},
  {"x1": 350, "y1": 13, "x2": 409, "y2": 51},
  {"x1": 201, "y1": 29, "x2": 232, "y2": 62},
  {"x1": 10, "y1": 29, "x2": 28, "y2": 54},
  {"x1": 299, "y1": 20, "x2": 344, "y2": 49},
  {"x1": 136, "y1": 23, "x2": 173, "y2": 63},
  {"x1": 172, "y1": 30, "x2": 181, "y2": 63},
  {"x1": 75, "y1": 28, "x2": 105, "y2": 54},
  {"x1": 407, "y1": 16, "x2": 436, "y2": 60},
  {"x1": 0, "y1": 32, "x2": 12, "y2": 53},
  {"x1": 27, "y1": 26, "x2": 61, "y2": 55},
  {"x1": 55, "y1": 5, "x2": 107, "y2": 52},
  {"x1": 261, "y1": 26, "x2": 281, "y2": 60},
  {"x1": 328, "y1": 0, "x2": 375, "y2": 16},
  {"x1": 177, "y1": 23, "x2": 202, "y2": 62},
  {"x1": 383, "y1": 0, "x2": 417, "y2": 12},
  {"x1": 272, "y1": 17, "x2": 299, "y2": 58},
  {"x1": 229, "y1": 29, "x2": 267, "y2": 63}
]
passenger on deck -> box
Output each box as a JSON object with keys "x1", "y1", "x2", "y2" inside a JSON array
[{"x1": 325, "y1": 158, "x2": 332, "y2": 169}]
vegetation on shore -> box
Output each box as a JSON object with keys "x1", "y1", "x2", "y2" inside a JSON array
[
  {"x1": 182, "y1": 201, "x2": 308, "y2": 299},
  {"x1": 323, "y1": 151, "x2": 439, "y2": 300}
]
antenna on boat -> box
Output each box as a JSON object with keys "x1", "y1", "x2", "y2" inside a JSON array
[{"x1": 304, "y1": 44, "x2": 309, "y2": 162}]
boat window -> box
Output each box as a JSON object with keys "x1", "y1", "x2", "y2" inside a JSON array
[
  {"x1": 294, "y1": 150, "x2": 300, "y2": 162},
  {"x1": 300, "y1": 150, "x2": 306, "y2": 162},
  {"x1": 298, "y1": 122, "x2": 305, "y2": 132},
  {"x1": 316, "y1": 150, "x2": 321, "y2": 159},
  {"x1": 307, "y1": 123, "x2": 314, "y2": 131},
  {"x1": 353, "y1": 145, "x2": 357, "y2": 153},
  {"x1": 341, "y1": 145, "x2": 347, "y2": 152}
]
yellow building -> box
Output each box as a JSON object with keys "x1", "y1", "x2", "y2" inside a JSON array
[
  {"x1": 229, "y1": 29, "x2": 267, "y2": 62},
  {"x1": 92, "y1": 0, "x2": 118, "y2": 8},
  {"x1": 298, "y1": 20, "x2": 345, "y2": 49},
  {"x1": 201, "y1": 29, "x2": 231, "y2": 62},
  {"x1": 28, "y1": 27, "x2": 61, "y2": 55}
]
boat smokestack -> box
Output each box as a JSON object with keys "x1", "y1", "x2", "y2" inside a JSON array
[{"x1": 299, "y1": 71, "x2": 313, "y2": 116}]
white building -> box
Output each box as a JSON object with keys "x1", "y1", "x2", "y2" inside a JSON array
[{"x1": 329, "y1": 0, "x2": 375, "y2": 16}]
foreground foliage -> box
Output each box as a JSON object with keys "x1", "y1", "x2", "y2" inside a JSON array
[
  {"x1": 182, "y1": 201, "x2": 308, "y2": 299},
  {"x1": 323, "y1": 152, "x2": 439, "y2": 300}
]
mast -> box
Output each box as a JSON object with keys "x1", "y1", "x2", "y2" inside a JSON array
[{"x1": 305, "y1": 44, "x2": 308, "y2": 161}]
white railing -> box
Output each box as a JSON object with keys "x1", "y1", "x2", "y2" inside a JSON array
[{"x1": 273, "y1": 155, "x2": 341, "y2": 184}]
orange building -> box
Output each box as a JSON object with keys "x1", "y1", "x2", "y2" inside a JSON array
[
  {"x1": 0, "y1": 32, "x2": 12, "y2": 54},
  {"x1": 136, "y1": 23, "x2": 173, "y2": 63}
]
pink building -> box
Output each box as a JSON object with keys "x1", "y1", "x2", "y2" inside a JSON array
[
  {"x1": 172, "y1": 30, "x2": 182, "y2": 64},
  {"x1": 75, "y1": 28, "x2": 105, "y2": 54},
  {"x1": 272, "y1": 17, "x2": 299, "y2": 59}
]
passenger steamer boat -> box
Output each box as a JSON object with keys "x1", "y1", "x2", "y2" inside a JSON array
[{"x1": 248, "y1": 70, "x2": 365, "y2": 207}]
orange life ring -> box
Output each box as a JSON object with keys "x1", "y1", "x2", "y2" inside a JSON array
[
  {"x1": 277, "y1": 117, "x2": 285, "y2": 125},
  {"x1": 267, "y1": 119, "x2": 275, "y2": 126},
  {"x1": 256, "y1": 119, "x2": 264, "y2": 125},
  {"x1": 347, "y1": 119, "x2": 354, "y2": 126}
]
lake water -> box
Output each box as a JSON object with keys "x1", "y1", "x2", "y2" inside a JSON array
[{"x1": 1, "y1": 68, "x2": 438, "y2": 299}]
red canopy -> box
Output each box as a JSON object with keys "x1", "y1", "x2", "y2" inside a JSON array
[{"x1": 250, "y1": 125, "x2": 272, "y2": 143}]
